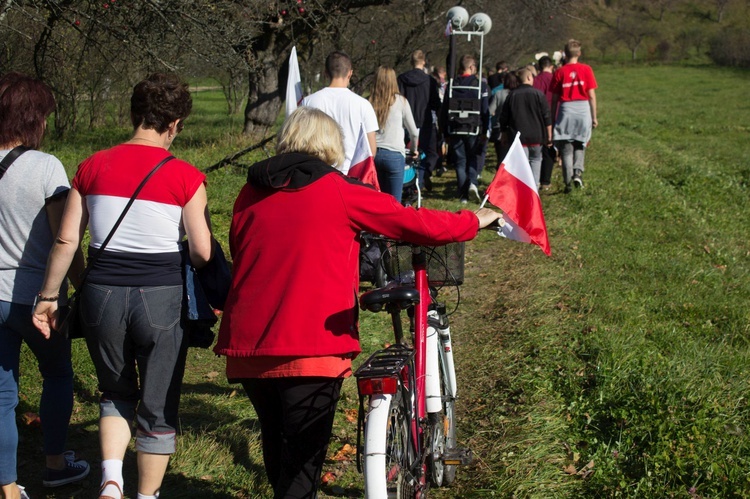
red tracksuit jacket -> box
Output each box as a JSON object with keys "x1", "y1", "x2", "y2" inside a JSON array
[{"x1": 214, "y1": 153, "x2": 479, "y2": 360}]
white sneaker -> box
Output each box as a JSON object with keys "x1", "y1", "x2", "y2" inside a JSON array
[
  {"x1": 18, "y1": 485, "x2": 30, "y2": 499},
  {"x1": 468, "y1": 183, "x2": 481, "y2": 202}
]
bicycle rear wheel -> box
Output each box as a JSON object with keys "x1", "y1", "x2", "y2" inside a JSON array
[{"x1": 363, "y1": 383, "x2": 417, "y2": 497}]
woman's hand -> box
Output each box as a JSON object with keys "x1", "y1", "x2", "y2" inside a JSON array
[
  {"x1": 32, "y1": 301, "x2": 59, "y2": 339},
  {"x1": 474, "y1": 207, "x2": 503, "y2": 229}
]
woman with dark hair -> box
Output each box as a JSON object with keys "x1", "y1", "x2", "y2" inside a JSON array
[
  {"x1": 33, "y1": 73, "x2": 213, "y2": 499},
  {"x1": 369, "y1": 66, "x2": 419, "y2": 201},
  {"x1": 0, "y1": 72, "x2": 90, "y2": 499},
  {"x1": 214, "y1": 106, "x2": 501, "y2": 498}
]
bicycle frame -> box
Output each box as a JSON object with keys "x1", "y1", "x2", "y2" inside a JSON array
[{"x1": 355, "y1": 243, "x2": 465, "y2": 498}]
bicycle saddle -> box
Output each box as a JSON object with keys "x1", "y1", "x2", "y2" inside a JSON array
[{"x1": 360, "y1": 285, "x2": 420, "y2": 312}]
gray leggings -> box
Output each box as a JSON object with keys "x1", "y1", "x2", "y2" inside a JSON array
[{"x1": 556, "y1": 140, "x2": 586, "y2": 185}]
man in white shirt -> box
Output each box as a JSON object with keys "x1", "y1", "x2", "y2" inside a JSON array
[{"x1": 302, "y1": 51, "x2": 378, "y2": 174}]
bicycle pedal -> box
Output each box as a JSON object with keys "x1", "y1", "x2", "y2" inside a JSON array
[{"x1": 441, "y1": 447, "x2": 473, "y2": 466}]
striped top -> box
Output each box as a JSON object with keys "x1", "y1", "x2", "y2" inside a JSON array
[{"x1": 73, "y1": 144, "x2": 205, "y2": 286}]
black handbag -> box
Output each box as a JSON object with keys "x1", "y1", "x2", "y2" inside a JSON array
[
  {"x1": 197, "y1": 239, "x2": 232, "y2": 310},
  {"x1": 182, "y1": 239, "x2": 232, "y2": 348},
  {"x1": 58, "y1": 155, "x2": 175, "y2": 339}
]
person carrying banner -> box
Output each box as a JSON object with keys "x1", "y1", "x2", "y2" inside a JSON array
[{"x1": 441, "y1": 54, "x2": 490, "y2": 204}]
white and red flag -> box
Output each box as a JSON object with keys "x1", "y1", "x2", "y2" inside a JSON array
[
  {"x1": 480, "y1": 132, "x2": 551, "y2": 255},
  {"x1": 347, "y1": 123, "x2": 380, "y2": 191},
  {"x1": 285, "y1": 46, "x2": 303, "y2": 118}
]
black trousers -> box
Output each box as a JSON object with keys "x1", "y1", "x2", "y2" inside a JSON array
[
  {"x1": 241, "y1": 377, "x2": 343, "y2": 499},
  {"x1": 417, "y1": 124, "x2": 439, "y2": 187},
  {"x1": 540, "y1": 145, "x2": 555, "y2": 186}
]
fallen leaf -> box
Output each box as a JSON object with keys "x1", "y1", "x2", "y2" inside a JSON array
[
  {"x1": 345, "y1": 409, "x2": 358, "y2": 423},
  {"x1": 206, "y1": 371, "x2": 219, "y2": 380},
  {"x1": 200, "y1": 475, "x2": 213, "y2": 481},
  {"x1": 332, "y1": 443, "x2": 356, "y2": 461},
  {"x1": 563, "y1": 464, "x2": 577, "y2": 475},
  {"x1": 229, "y1": 389, "x2": 238, "y2": 398},
  {"x1": 23, "y1": 412, "x2": 41, "y2": 427}
]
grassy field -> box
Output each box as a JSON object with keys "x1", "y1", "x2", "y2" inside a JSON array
[{"x1": 14, "y1": 64, "x2": 750, "y2": 498}]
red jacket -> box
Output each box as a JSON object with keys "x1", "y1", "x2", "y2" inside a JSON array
[{"x1": 214, "y1": 153, "x2": 479, "y2": 359}]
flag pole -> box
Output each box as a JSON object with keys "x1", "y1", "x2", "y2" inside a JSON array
[{"x1": 479, "y1": 194, "x2": 489, "y2": 209}]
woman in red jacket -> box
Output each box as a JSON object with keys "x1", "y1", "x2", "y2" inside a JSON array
[{"x1": 214, "y1": 106, "x2": 500, "y2": 498}]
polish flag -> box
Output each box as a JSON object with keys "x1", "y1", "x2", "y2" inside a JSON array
[
  {"x1": 347, "y1": 123, "x2": 380, "y2": 191},
  {"x1": 481, "y1": 133, "x2": 551, "y2": 255},
  {"x1": 285, "y1": 46, "x2": 303, "y2": 118}
]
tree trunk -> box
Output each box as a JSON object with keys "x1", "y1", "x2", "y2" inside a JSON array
[{"x1": 243, "y1": 36, "x2": 286, "y2": 135}]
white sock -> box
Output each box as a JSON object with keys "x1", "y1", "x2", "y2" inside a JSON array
[
  {"x1": 137, "y1": 494, "x2": 159, "y2": 499},
  {"x1": 100, "y1": 459, "x2": 124, "y2": 496}
]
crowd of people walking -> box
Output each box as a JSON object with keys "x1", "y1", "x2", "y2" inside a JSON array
[{"x1": 0, "y1": 38, "x2": 597, "y2": 498}]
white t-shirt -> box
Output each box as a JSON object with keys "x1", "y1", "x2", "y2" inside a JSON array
[{"x1": 302, "y1": 87, "x2": 379, "y2": 174}]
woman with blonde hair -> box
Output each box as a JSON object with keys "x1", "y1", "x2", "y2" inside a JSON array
[
  {"x1": 369, "y1": 66, "x2": 419, "y2": 201},
  {"x1": 214, "y1": 106, "x2": 501, "y2": 498}
]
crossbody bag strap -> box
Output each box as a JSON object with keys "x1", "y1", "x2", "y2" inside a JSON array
[
  {"x1": 0, "y1": 146, "x2": 32, "y2": 180},
  {"x1": 78, "y1": 154, "x2": 175, "y2": 286}
]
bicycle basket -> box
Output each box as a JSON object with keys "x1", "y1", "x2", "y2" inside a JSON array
[{"x1": 383, "y1": 242, "x2": 465, "y2": 286}]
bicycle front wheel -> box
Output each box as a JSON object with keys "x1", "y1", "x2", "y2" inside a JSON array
[
  {"x1": 363, "y1": 387, "x2": 417, "y2": 498},
  {"x1": 429, "y1": 350, "x2": 457, "y2": 487}
]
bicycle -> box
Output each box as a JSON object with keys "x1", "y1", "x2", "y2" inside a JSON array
[{"x1": 354, "y1": 239, "x2": 472, "y2": 498}]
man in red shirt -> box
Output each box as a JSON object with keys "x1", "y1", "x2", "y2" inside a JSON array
[{"x1": 551, "y1": 39, "x2": 598, "y2": 191}]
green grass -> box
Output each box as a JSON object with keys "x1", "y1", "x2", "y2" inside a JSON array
[{"x1": 14, "y1": 64, "x2": 750, "y2": 498}]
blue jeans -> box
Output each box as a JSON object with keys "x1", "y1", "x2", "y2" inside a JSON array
[
  {"x1": 82, "y1": 283, "x2": 187, "y2": 454},
  {"x1": 449, "y1": 135, "x2": 479, "y2": 199},
  {"x1": 0, "y1": 300, "x2": 73, "y2": 485},
  {"x1": 375, "y1": 148, "x2": 406, "y2": 203}
]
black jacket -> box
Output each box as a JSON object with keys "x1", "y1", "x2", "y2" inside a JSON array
[
  {"x1": 499, "y1": 84, "x2": 551, "y2": 146},
  {"x1": 397, "y1": 68, "x2": 441, "y2": 129}
]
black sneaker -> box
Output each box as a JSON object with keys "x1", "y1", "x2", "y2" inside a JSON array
[
  {"x1": 42, "y1": 457, "x2": 90, "y2": 487},
  {"x1": 572, "y1": 174, "x2": 584, "y2": 188}
]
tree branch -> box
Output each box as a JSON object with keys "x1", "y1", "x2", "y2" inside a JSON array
[{"x1": 203, "y1": 134, "x2": 275, "y2": 173}]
